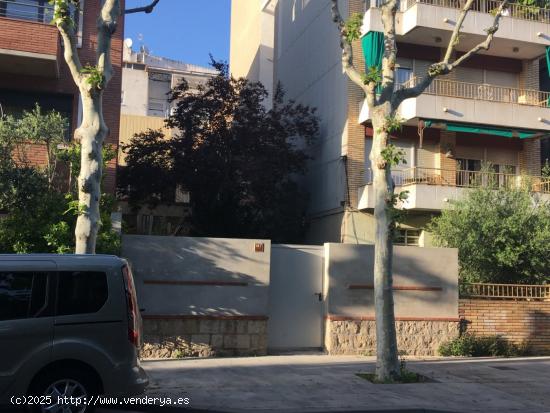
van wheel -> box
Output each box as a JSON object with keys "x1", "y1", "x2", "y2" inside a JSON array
[{"x1": 29, "y1": 367, "x2": 98, "y2": 413}]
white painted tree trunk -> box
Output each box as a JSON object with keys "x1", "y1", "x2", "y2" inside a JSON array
[
  {"x1": 74, "y1": 91, "x2": 108, "y2": 254},
  {"x1": 371, "y1": 107, "x2": 400, "y2": 379}
]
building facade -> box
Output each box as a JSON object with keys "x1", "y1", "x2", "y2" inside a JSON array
[
  {"x1": 230, "y1": 0, "x2": 550, "y2": 246},
  {"x1": 118, "y1": 43, "x2": 216, "y2": 235},
  {"x1": 0, "y1": 0, "x2": 124, "y2": 193}
]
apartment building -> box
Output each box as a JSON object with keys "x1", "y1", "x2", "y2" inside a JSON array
[
  {"x1": 0, "y1": 0, "x2": 123, "y2": 193},
  {"x1": 230, "y1": 0, "x2": 550, "y2": 246},
  {"x1": 118, "y1": 42, "x2": 217, "y2": 235}
]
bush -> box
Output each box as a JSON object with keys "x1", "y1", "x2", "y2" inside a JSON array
[
  {"x1": 429, "y1": 184, "x2": 550, "y2": 285},
  {"x1": 439, "y1": 333, "x2": 527, "y2": 357}
]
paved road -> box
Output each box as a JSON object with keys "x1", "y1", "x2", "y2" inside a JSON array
[
  {"x1": 140, "y1": 354, "x2": 550, "y2": 413},
  {"x1": 4, "y1": 355, "x2": 550, "y2": 412}
]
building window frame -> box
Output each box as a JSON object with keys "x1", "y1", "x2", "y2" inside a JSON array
[{"x1": 395, "y1": 229, "x2": 421, "y2": 246}]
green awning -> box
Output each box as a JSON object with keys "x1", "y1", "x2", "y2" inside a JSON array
[
  {"x1": 361, "y1": 31, "x2": 384, "y2": 71},
  {"x1": 361, "y1": 31, "x2": 384, "y2": 92},
  {"x1": 423, "y1": 120, "x2": 538, "y2": 139}
]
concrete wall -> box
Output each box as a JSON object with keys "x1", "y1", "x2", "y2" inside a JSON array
[
  {"x1": 323, "y1": 243, "x2": 460, "y2": 355},
  {"x1": 122, "y1": 235, "x2": 271, "y2": 357},
  {"x1": 324, "y1": 244, "x2": 458, "y2": 318},
  {"x1": 122, "y1": 235, "x2": 461, "y2": 357},
  {"x1": 121, "y1": 67, "x2": 149, "y2": 116},
  {"x1": 274, "y1": 0, "x2": 348, "y2": 224}
]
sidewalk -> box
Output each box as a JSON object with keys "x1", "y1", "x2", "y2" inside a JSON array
[{"x1": 141, "y1": 354, "x2": 550, "y2": 413}]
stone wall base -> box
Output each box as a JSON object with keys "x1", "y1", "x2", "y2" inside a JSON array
[
  {"x1": 140, "y1": 317, "x2": 268, "y2": 359},
  {"x1": 325, "y1": 319, "x2": 460, "y2": 356}
]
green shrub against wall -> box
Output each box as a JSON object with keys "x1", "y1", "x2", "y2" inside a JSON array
[
  {"x1": 438, "y1": 333, "x2": 527, "y2": 357},
  {"x1": 429, "y1": 185, "x2": 550, "y2": 285}
]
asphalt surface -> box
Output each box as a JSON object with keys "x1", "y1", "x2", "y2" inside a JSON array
[{"x1": 4, "y1": 355, "x2": 550, "y2": 413}]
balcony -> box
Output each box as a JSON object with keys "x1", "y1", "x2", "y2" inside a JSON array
[
  {"x1": 358, "y1": 167, "x2": 550, "y2": 210},
  {"x1": 359, "y1": 77, "x2": 550, "y2": 132},
  {"x1": 0, "y1": 1, "x2": 60, "y2": 77},
  {"x1": 363, "y1": 0, "x2": 550, "y2": 59},
  {"x1": 0, "y1": 0, "x2": 54, "y2": 23}
]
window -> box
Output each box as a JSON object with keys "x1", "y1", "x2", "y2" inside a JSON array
[
  {"x1": 0, "y1": 89, "x2": 73, "y2": 139},
  {"x1": 57, "y1": 271, "x2": 107, "y2": 316},
  {"x1": 175, "y1": 185, "x2": 190, "y2": 204},
  {"x1": 0, "y1": 0, "x2": 53, "y2": 23},
  {"x1": 395, "y1": 67, "x2": 413, "y2": 88},
  {"x1": 0, "y1": 271, "x2": 48, "y2": 321},
  {"x1": 395, "y1": 229, "x2": 421, "y2": 246},
  {"x1": 456, "y1": 158, "x2": 482, "y2": 187}
]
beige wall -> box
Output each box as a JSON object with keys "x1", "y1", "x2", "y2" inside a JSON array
[
  {"x1": 230, "y1": 0, "x2": 262, "y2": 80},
  {"x1": 118, "y1": 114, "x2": 169, "y2": 166},
  {"x1": 229, "y1": 0, "x2": 275, "y2": 104},
  {"x1": 324, "y1": 243, "x2": 459, "y2": 319}
]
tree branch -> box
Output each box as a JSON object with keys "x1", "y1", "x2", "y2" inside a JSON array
[
  {"x1": 394, "y1": 0, "x2": 508, "y2": 105},
  {"x1": 331, "y1": 0, "x2": 374, "y2": 103},
  {"x1": 442, "y1": 0, "x2": 475, "y2": 63},
  {"x1": 451, "y1": 1, "x2": 508, "y2": 67},
  {"x1": 378, "y1": 0, "x2": 399, "y2": 104},
  {"x1": 125, "y1": 0, "x2": 160, "y2": 14},
  {"x1": 55, "y1": 15, "x2": 83, "y2": 84},
  {"x1": 97, "y1": 0, "x2": 121, "y2": 86}
]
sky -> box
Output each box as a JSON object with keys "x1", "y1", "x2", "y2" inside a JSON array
[{"x1": 124, "y1": 0, "x2": 231, "y2": 68}]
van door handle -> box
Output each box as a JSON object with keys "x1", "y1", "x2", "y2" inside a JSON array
[{"x1": 314, "y1": 292, "x2": 323, "y2": 302}]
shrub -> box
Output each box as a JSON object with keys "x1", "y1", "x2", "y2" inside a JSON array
[
  {"x1": 439, "y1": 333, "x2": 527, "y2": 357},
  {"x1": 429, "y1": 184, "x2": 550, "y2": 285}
]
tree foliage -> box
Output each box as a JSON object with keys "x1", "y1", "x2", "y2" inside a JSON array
[
  {"x1": 0, "y1": 111, "x2": 120, "y2": 255},
  {"x1": 119, "y1": 61, "x2": 319, "y2": 242},
  {"x1": 428, "y1": 186, "x2": 550, "y2": 285}
]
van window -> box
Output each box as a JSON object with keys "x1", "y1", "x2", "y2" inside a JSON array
[
  {"x1": 57, "y1": 271, "x2": 108, "y2": 315},
  {"x1": 0, "y1": 272, "x2": 48, "y2": 321}
]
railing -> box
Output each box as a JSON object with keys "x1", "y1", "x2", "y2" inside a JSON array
[
  {"x1": 398, "y1": 77, "x2": 550, "y2": 108},
  {"x1": 0, "y1": 0, "x2": 54, "y2": 24},
  {"x1": 461, "y1": 283, "x2": 550, "y2": 299},
  {"x1": 400, "y1": 0, "x2": 550, "y2": 23},
  {"x1": 365, "y1": 167, "x2": 550, "y2": 194}
]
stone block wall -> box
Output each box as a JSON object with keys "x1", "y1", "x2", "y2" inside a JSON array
[
  {"x1": 140, "y1": 316, "x2": 268, "y2": 359},
  {"x1": 460, "y1": 299, "x2": 550, "y2": 355},
  {"x1": 324, "y1": 318, "x2": 460, "y2": 356}
]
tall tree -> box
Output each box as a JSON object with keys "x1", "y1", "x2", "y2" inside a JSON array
[
  {"x1": 119, "y1": 62, "x2": 319, "y2": 242},
  {"x1": 51, "y1": 0, "x2": 160, "y2": 253},
  {"x1": 331, "y1": 0, "x2": 508, "y2": 380}
]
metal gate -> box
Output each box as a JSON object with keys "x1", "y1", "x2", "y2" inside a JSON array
[{"x1": 267, "y1": 244, "x2": 324, "y2": 351}]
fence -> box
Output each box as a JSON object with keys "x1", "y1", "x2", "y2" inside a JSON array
[
  {"x1": 365, "y1": 167, "x2": 550, "y2": 194},
  {"x1": 461, "y1": 283, "x2": 550, "y2": 300},
  {"x1": 0, "y1": 0, "x2": 54, "y2": 24},
  {"x1": 401, "y1": 0, "x2": 550, "y2": 23},
  {"x1": 399, "y1": 77, "x2": 550, "y2": 108}
]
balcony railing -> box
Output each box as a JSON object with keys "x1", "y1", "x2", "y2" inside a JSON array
[
  {"x1": 0, "y1": 0, "x2": 54, "y2": 24},
  {"x1": 365, "y1": 167, "x2": 550, "y2": 193},
  {"x1": 400, "y1": 0, "x2": 550, "y2": 23},
  {"x1": 461, "y1": 283, "x2": 550, "y2": 300},
  {"x1": 398, "y1": 77, "x2": 550, "y2": 108}
]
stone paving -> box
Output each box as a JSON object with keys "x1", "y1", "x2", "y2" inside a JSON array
[{"x1": 139, "y1": 354, "x2": 550, "y2": 413}]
